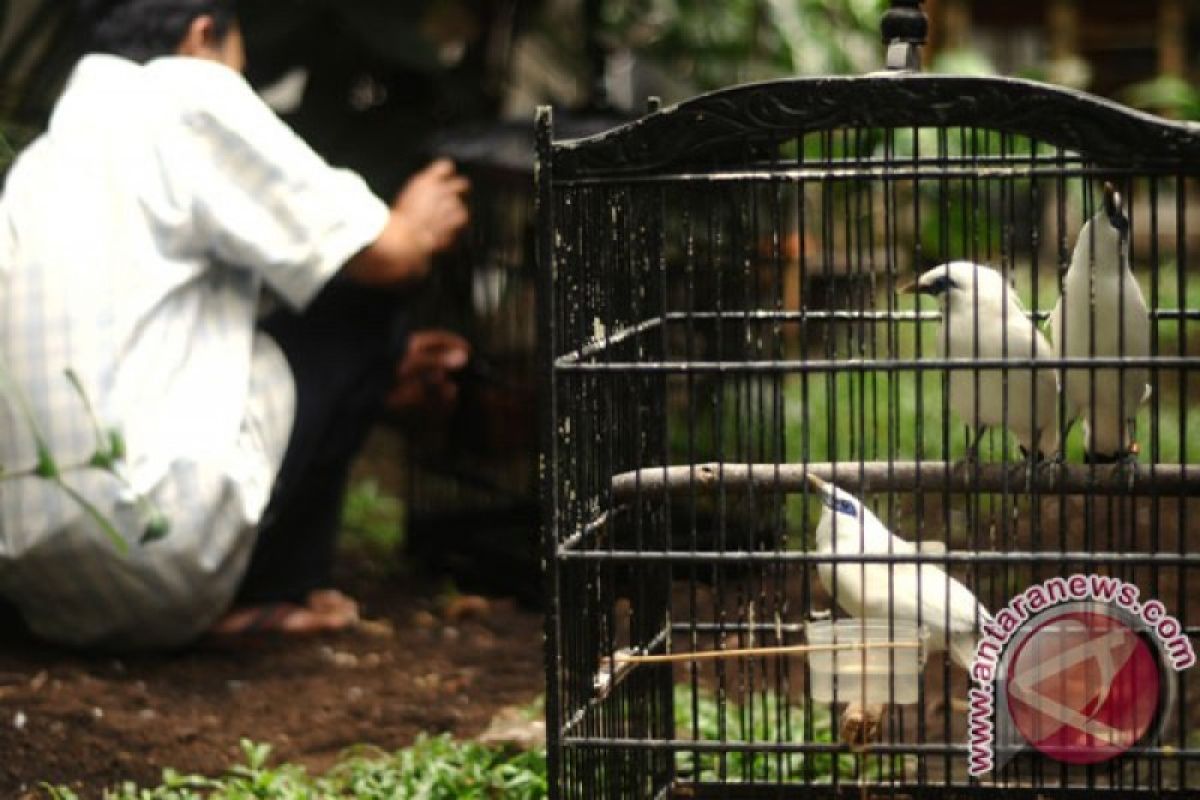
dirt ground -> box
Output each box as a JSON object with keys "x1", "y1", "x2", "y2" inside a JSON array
[{"x1": 0, "y1": 551, "x2": 545, "y2": 798}]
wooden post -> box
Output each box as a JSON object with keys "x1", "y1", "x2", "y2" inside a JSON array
[
  {"x1": 1047, "y1": 0, "x2": 1080, "y2": 63},
  {"x1": 1158, "y1": 0, "x2": 1187, "y2": 78},
  {"x1": 940, "y1": 0, "x2": 971, "y2": 53}
]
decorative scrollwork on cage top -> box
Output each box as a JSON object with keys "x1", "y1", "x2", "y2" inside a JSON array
[{"x1": 548, "y1": 75, "x2": 1200, "y2": 179}]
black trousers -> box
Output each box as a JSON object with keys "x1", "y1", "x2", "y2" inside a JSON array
[{"x1": 235, "y1": 279, "x2": 406, "y2": 605}]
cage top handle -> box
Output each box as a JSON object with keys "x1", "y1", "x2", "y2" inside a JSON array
[{"x1": 881, "y1": 0, "x2": 928, "y2": 72}]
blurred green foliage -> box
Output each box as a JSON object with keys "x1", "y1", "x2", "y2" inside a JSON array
[
  {"x1": 46, "y1": 736, "x2": 548, "y2": 800},
  {"x1": 1121, "y1": 75, "x2": 1200, "y2": 121},
  {"x1": 599, "y1": 0, "x2": 888, "y2": 89},
  {"x1": 673, "y1": 683, "x2": 902, "y2": 782},
  {"x1": 340, "y1": 478, "x2": 406, "y2": 558}
]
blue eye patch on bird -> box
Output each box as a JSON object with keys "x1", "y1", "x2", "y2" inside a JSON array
[
  {"x1": 805, "y1": 473, "x2": 860, "y2": 517},
  {"x1": 829, "y1": 495, "x2": 858, "y2": 517}
]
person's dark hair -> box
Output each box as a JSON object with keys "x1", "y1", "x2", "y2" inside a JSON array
[{"x1": 78, "y1": 0, "x2": 236, "y2": 63}]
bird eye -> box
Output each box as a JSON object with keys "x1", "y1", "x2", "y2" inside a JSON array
[{"x1": 835, "y1": 497, "x2": 857, "y2": 516}]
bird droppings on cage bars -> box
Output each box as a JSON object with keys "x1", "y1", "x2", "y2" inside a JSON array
[{"x1": 539, "y1": 66, "x2": 1200, "y2": 799}]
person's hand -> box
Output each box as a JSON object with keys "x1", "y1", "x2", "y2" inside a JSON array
[
  {"x1": 345, "y1": 159, "x2": 469, "y2": 285},
  {"x1": 392, "y1": 159, "x2": 470, "y2": 269},
  {"x1": 386, "y1": 330, "x2": 471, "y2": 419}
]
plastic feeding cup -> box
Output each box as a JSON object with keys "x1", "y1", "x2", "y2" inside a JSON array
[{"x1": 805, "y1": 619, "x2": 928, "y2": 706}]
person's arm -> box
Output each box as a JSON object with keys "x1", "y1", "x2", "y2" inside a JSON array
[
  {"x1": 343, "y1": 159, "x2": 470, "y2": 286},
  {"x1": 173, "y1": 60, "x2": 469, "y2": 308}
]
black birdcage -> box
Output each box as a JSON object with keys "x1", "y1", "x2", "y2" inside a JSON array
[{"x1": 537, "y1": 3, "x2": 1200, "y2": 797}]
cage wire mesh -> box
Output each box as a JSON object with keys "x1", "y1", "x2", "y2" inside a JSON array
[{"x1": 537, "y1": 22, "x2": 1200, "y2": 800}]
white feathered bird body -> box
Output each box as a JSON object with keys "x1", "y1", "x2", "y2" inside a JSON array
[
  {"x1": 915, "y1": 261, "x2": 1059, "y2": 458},
  {"x1": 813, "y1": 480, "x2": 990, "y2": 670},
  {"x1": 1048, "y1": 189, "x2": 1150, "y2": 458}
]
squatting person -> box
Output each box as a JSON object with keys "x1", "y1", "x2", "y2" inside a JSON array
[{"x1": 0, "y1": 0, "x2": 471, "y2": 647}]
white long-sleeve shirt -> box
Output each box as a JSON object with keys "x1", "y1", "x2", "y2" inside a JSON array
[{"x1": 0, "y1": 54, "x2": 389, "y2": 647}]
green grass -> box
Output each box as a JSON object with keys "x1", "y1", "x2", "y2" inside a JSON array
[
  {"x1": 46, "y1": 736, "x2": 547, "y2": 800},
  {"x1": 672, "y1": 684, "x2": 900, "y2": 784}
]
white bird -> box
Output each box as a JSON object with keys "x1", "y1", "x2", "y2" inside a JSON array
[
  {"x1": 1048, "y1": 183, "x2": 1151, "y2": 462},
  {"x1": 808, "y1": 473, "x2": 990, "y2": 671},
  {"x1": 901, "y1": 261, "x2": 1059, "y2": 461}
]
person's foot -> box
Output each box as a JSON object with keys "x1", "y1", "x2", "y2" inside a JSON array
[
  {"x1": 386, "y1": 330, "x2": 470, "y2": 418},
  {"x1": 208, "y1": 589, "x2": 360, "y2": 639}
]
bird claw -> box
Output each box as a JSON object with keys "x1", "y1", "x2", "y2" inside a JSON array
[
  {"x1": 1112, "y1": 448, "x2": 1140, "y2": 490},
  {"x1": 955, "y1": 427, "x2": 987, "y2": 477},
  {"x1": 952, "y1": 450, "x2": 979, "y2": 485},
  {"x1": 1021, "y1": 454, "x2": 1058, "y2": 494}
]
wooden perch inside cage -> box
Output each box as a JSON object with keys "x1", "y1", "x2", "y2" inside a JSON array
[
  {"x1": 593, "y1": 638, "x2": 921, "y2": 698},
  {"x1": 610, "y1": 461, "x2": 1200, "y2": 499}
]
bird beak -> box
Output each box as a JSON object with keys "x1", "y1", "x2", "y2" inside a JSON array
[
  {"x1": 806, "y1": 473, "x2": 828, "y2": 493},
  {"x1": 1102, "y1": 182, "x2": 1129, "y2": 234},
  {"x1": 896, "y1": 279, "x2": 918, "y2": 295}
]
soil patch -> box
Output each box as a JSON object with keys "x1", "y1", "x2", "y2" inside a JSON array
[{"x1": 0, "y1": 557, "x2": 545, "y2": 798}]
